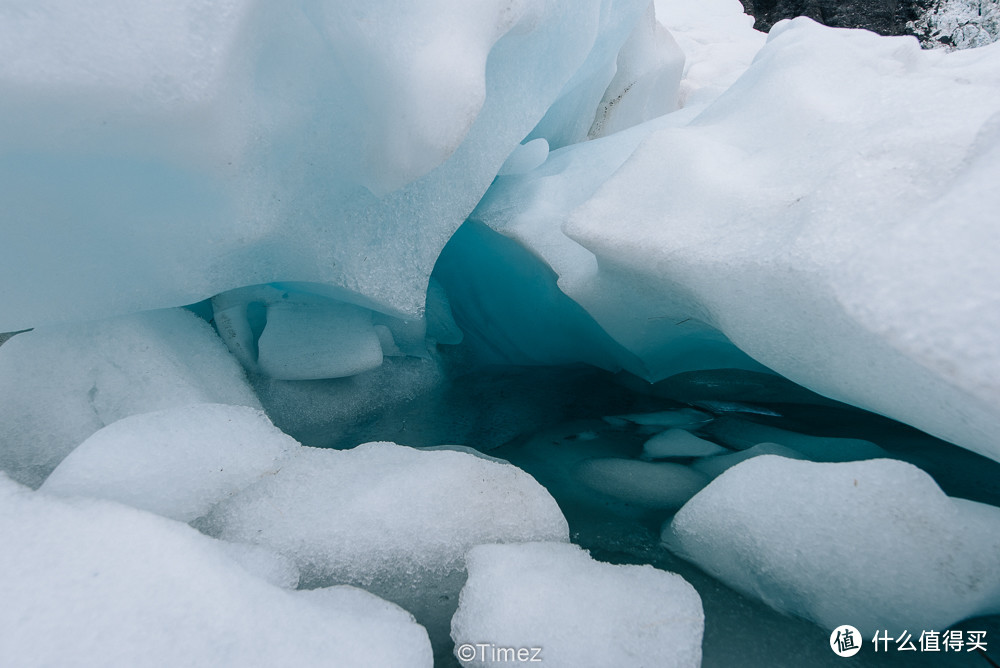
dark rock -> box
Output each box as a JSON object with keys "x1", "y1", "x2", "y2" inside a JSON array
[{"x1": 738, "y1": 0, "x2": 932, "y2": 36}]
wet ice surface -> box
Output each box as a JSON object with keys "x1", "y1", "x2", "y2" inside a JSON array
[{"x1": 312, "y1": 359, "x2": 1000, "y2": 667}]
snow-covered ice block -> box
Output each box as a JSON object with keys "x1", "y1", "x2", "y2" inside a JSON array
[
  {"x1": 573, "y1": 457, "x2": 709, "y2": 509},
  {"x1": 0, "y1": 0, "x2": 658, "y2": 333},
  {"x1": 0, "y1": 474, "x2": 432, "y2": 668},
  {"x1": 0, "y1": 308, "x2": 259, "y2": 488},
  {"x1": 256, "y1": 301, "x2": 383, "y2": 380},
  {"x1": 690, "y1": 442, "x2": 804, "y2": 478},
  {"x1": 664, "y1": 456, "x2": 1000, "y2": 634},
  {"x1": 642, "y1": 428, "x2": 728, "y2": 459},
  {"x1": 41, "y1": 404, "x2": 296, "y2": 522},
  {"x1": 451, "y1": 542, "x2": 703, "y2": 668},
  {"x1": 701, "y1": 417, "x2": 887, "y2": 462},
  {"x1": 196, "y1": 442, "x2": 569, "y2": 651}
]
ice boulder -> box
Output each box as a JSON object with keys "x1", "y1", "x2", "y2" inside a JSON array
[
  {"x1": 195, "y1": 442, "x2": 569, "y2": 652},
  {"x1": 0, "y1": 308, "x2": 260, "y2": 487},
  {"x1": 41, "y1": 404, "x2": 297, "y2": 522},
  {"x1": 0, "y1": 475, "x2": 432, "y2": 668},
  {"x1": 451, "y1": 542, "x2": 703, "y2": 667},
  {"x1": 664, "y1": 456, "x2": 1000, "y2": 634}
]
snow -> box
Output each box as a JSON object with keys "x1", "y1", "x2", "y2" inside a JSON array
[
  {"x1": 0, "y1": 474, "x2": 432, "y2": 668},
  {"x1": 0, "y1": 308, "x2": 260, "y2": 488},
  {"x1": 664, "y1": 455, "x2": 1000, "y2": 635},
  {"x1": 196, "y1": 442, "x2": 569, "y2": 652},
  {"x1": 41, "y1": 404, "x2": 296, "y2": 522},
  {"x1": 910, "y1": 0, "x2": 1000, "y2": 50},
  {"x1": 451, "y1": 542, "x2": 703, "y2": 668}
]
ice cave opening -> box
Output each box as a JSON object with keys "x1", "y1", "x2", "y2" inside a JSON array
[{"x1": 3, "y1": 0, "x2": 1000, "y2": 667}]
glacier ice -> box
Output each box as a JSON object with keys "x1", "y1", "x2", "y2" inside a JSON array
[
  {"x1": 41, "y1": 404, "x2": 296, "y2": 522},
  {"x1": 451, "y1": 542, "x2": 704, "y2": 668},
  {"x1": 0, "y1": 474, "x2": 432, "y2": 668},
  {"x1": 195, "y1": 442, "x2": 569, "y2": 654},
  {"x1": 664, "y1": 455, "x2": 1000, "y2": 635},
  {"x1": 0, "y1": 308, "x2": 260, "y2": 487},
  {"x1": 2, "y1": 0, "x2": 1000, "y2": 665},
  {"x1": 0, "y1": 0, "x2": 658, "y2": 333}
]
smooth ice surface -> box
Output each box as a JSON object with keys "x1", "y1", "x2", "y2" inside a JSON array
[
  {"x1": 665, "y1": 456, "x2": 1000, "y2": 635},
  {"x1": 573, "y1": 457, "x2": 709, "y2": 509},
  {"x1": 41, "y1": 404, "x2": 296, "y2": 522},
  {"x1": 196, "y1": 442, "x2": 569, "y2": 651},
  {"x1": 452, "y1": 542, "x2": 704, "y2": 668},
  {"x1": 0, "y1": 475, "x2": 432, "y2": 668},
  {"x1": 0, "y1": 0, "x2": 656, "y2": 332},
  {"x1": 642, "y1": 428, "x2": 728, "y2": 459},
  {"x1": 0, "y1": 308, "x2": 259, "y2": 487}
]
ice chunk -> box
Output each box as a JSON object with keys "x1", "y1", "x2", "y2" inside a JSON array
[
  {"x1": 0, "y1": 475, "x2": 431, "y2": 667},
  {"x1": 196, "y1": 442, "x2": 569, "y2": 653},
  {"x1": 642, "y1": 429, "x2": 728, "y2": 459},
  {"x1": 690, "y1": 442, "x2": 804, "y2": 478},
  {"x1": 701, "y1": 417, "x2": 888, "y2": 462},
  {"x1": 664, "y1": 456, "x2": 1000, "y2": 634},
  {"x1": 41, "y1": 404, "x2": 296, "y2": 522},
  {"x1": 452, "y1": 542, "x2": 703, "y2": 668},
  {"x1": 573, "y1": 457, "x2": 709, "y2": 509},
  {"x1": 256, "y1": 302, "x2": 383, "y2": 380},
  {"x1": 0, "y1": 308, "x2": 259, "y2": 487}
]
